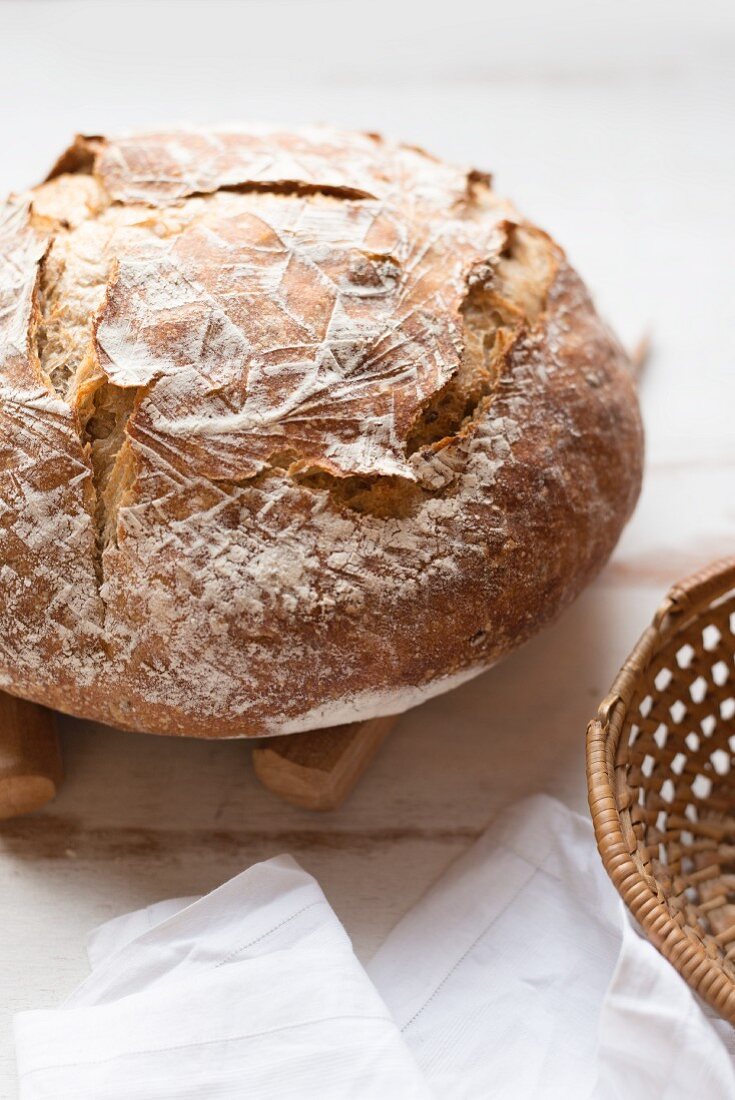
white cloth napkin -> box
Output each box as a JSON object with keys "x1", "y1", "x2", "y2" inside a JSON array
[
  {"x1": 369, "y1": 795, "x2": 735, "y2": 1099},
  {"x1": 14, "y1": 855, "x2": 428, "y2": 1099},
  {"x1": 14, "y1": 796, "x2": 735, "y2": 1099}
]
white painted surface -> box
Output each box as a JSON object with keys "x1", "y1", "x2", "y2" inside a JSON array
[{"x1": 0, "y1": 0, "x2": 733, "y2": 1094}]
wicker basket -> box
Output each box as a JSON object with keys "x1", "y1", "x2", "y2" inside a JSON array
[{"x1": 587, "y1": 557, "x2": 735, "y2": 1022}]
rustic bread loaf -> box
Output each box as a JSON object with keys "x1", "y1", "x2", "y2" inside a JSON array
[{"x1": 0, "y1": 127, "x2": 643, "y2": 737}]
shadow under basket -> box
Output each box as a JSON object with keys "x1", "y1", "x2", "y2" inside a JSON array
[{"x1": 587, "y1": 556, "x2": 735, "y2": 1023}]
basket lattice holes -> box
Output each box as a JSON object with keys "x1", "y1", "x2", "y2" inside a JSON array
[{"x1": 621, "y1": 593, "x2": 735, "y2": 961}]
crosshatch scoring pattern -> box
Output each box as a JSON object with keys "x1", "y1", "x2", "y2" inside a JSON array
[{"x1": 588, "y1": 559, "x2": 735, "y2": 1021}]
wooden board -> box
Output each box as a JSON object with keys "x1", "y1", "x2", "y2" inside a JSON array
[
  {"x1": 0, "y1": 697, "x2": 62, "y2": 820},
  {"x1": 252, "y1": 716, "x2": 397, "y2": 811}
]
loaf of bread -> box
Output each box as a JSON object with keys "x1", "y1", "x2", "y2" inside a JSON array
[{"x1": 0, "y1": 127, "x2": 642, "y2": 737}]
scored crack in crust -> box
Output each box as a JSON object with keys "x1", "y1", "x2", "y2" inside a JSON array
[{"x1": 0, "y1": 127, "x2": 643, "y2": 736}]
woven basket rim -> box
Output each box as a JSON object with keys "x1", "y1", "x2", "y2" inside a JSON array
[{"x1": 587, "y1": 556, "x2": 735, "y2": 1023}]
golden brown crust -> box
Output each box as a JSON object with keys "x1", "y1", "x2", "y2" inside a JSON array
[{"x1": 0, "y1": 127, "x2": 643, "y2": 736}]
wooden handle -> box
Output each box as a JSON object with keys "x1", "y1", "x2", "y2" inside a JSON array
[
  {"x1": 0, "y1": 693, "x2": 62, "y2": 819},
  {"x1": 252, "y1": 715, "x2": 396, "y2": 811}
]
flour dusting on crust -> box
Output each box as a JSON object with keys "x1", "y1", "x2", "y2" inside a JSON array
[{"x1": 0, "y1": 127, "x2": 643, "y2": 736}]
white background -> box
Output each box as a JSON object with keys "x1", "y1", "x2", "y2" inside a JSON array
[{"x1": 0, "y1": 1, "x2": 734, "y2": 1094}]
